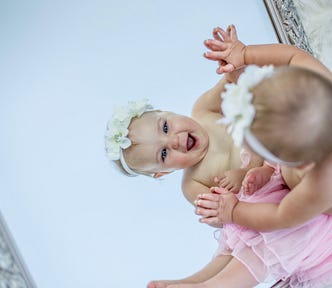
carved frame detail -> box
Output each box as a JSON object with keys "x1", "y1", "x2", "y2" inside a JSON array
[
  {"x1": 0, "y1": 212, "x2": 36, "y2": 288},
  {"x1": 263, "y1": 0, "x2": 313, "y2": 54}
]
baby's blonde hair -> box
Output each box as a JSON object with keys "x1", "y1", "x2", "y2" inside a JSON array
[{"x1": 251, "y1": 66, "x2": 332, "y2": 163}]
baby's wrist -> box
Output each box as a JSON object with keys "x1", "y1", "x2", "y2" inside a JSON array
[
  {"x1": 231, "y1": 200, "x2": 240, "y2": 224},
  {"x1": 231, "y1": 200, "x2": 240, "y2": 223},
  {"x1": 242, "y1": 45, "x2": 248, "y2": 67},
  {"x1": 221, "y1": 194, "x2": 239, "y2": 224}
]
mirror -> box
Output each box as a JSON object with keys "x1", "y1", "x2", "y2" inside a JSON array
[{"x1": 1, "y1": 1, "x2": 309, "y2": 287}]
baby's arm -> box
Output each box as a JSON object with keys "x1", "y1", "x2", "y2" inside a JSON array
[
  {"x1": 191, "y1": 76, "x2": 226, "y2": 117},
  {"x1": 182, "y1": 175, "x2": 212, "y2": 206},
  {"x1": 191, "y1": 70, "x2": 243, "y2": 118},
  {"x1": 197, "y1": 161, "x2": 332, "y2": 229},
  {"x1": 192, "y1": 26, "x2": 246, "y2": 118},
  {"x1": 228, "y1": 158, "x2": 332, "y2": 231},
  {"x1": 204, "y1": 25, "x2": 332, "y2": 81}
]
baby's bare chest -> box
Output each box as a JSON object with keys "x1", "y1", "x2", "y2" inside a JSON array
[
  {"x1": 194, "y1": 146, "x2": 242, "y2": 188},
  {"x1": 195, "y1": 118, "x2": 242, "y2": 186}
]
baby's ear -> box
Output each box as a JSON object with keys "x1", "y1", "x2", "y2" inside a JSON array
[{"x1": 153, "y1": 171, "x2": 173, "y2": 178}]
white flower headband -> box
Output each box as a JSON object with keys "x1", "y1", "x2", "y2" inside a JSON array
[
  {"x1": 104, "y1": 98, "x2": 154, "y2": 176},
  {"x1": 219, "y1": 64, "x2": 275, "y2": 146},
  {"x1": 219, "y1": 65, "x2": 302, "y2": 167}
]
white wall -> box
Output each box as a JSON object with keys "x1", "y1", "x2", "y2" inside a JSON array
[{"x1": 0, "y1": 1, "x2": 277, "y2": 287}]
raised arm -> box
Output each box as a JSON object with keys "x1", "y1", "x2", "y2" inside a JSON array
[
  {"x1": 191, "y1": 68, "x2": 244, "y2": 119},
  {"x1": 191, "y1": 77, "x2": 226, "y2": 117},
  {"x1": 243, "y1": 44, "x2": 332, "y2": 81},
  {"x1": 204, "y1": 25, "x2": 332, "y2": 81}
]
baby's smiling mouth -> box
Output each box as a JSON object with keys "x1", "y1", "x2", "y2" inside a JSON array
[{"x1": 187, "y1": 134, "x2": 196, "y2": 151}]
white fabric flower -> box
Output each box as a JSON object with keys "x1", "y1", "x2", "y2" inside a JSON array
[
  {"x1": 219, "y1": 65, "x2": 274, "y2": 146},
  {"x1": 105, "y1": 126, "x2": 131, "y2": 160},
  {"x1": 105, "y1": 98, "x2": 153, "y2": 161}
]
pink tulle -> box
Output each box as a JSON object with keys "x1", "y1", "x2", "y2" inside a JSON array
[{"x1": 215, "y1": 168, "x2": 332, "y2": 287}]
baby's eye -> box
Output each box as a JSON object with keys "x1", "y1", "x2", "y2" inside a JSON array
[
  {"x1": 161, "y1": 148, "x2": 167, "y2": 162},
  {"x1": 163, "y1": 121, "x2": 168, "y2": 134}
]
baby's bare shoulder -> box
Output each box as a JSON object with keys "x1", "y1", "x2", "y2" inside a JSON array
[
  {"x1": 296, "y1": 154, "x2": 332, "y2": 206},
  {"x1": 311, "y1": 153, "x2": 332, "y2": 189}
]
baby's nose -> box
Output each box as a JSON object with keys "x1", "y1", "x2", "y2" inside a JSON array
[
  {"x1": 168, "y1": 134, "x2": 187, "y2": 152},
  {"x1": 170, "y1": 135, "x2": 179, "y2": 149}
]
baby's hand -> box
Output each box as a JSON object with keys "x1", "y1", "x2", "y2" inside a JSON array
[
  {"x1": 195, "y1": 187, "x2": 239, "y2": 227},
  {"x1": 203, "y1": 25, "x2": 246, "y2": 74},
  {"x1": 214, "y1": 168, "x2": 247, "y2": 194},
  {"x1": 195, "y1": 192, "x2": 222, "y2": 228}
]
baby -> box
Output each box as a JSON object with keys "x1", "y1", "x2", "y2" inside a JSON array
[
  {"x1": 197, "y1": 25, "x2": 332, "y2": 231},
  {"x1": 105, "y1": 25, "x2": 332, "y2": 288},
  {"x1": 151, "y1": 65, "x2": 332, "y2": 288},
  {"x1": 105, "y1": 75, "x2": 263, "y2": 205},
  {"x1": 147, "y1": 26, "x2": 332, "y2": 288},
  {"x1": 105, "y1": 70, "x2": 266, "y2": 287}
]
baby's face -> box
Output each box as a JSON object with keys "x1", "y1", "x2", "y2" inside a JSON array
[{"x1": 124, "y1": 111, "x2": 209, "y2": 174}]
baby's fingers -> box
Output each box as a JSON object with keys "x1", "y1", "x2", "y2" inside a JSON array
[
  {"x1": 217, "y1": 63, "x2": 235, "y2": 74},
  {"x1": 198, "y1": 192, "x2": 220, "y2": 201},
  {"x1": 204, "y1": 39, "x2": 228, "y2": 52},
  {"x1": 195, "y1": 206, "x2": 217, "y2": 217},
  {"x1": 195, "y1": 198, "x2": 218, "y2": 209},
  {"x1": 213, "y1": 27, "x2": 229, "y2": 42},
  {"x1": 229, "y1": 24, "x2": 238, "y2": 41},
  {"x1": 199, "y1": 216, "x2": 223, "y2": 228},
  {"x1": 204, "y1": 50, "x2": 232, "y2": 62},
  {"x1": 211, "y1": 186, "x2": 228, "y2": 194}
]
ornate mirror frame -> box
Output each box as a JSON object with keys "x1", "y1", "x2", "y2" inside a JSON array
[{"x1": 263, "y1": 0, "x2": 313, "y2": 54}]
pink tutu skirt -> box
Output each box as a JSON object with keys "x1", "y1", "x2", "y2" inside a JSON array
[{"x1": 215, "y1": 169, "x2": 332, "y2": 287}]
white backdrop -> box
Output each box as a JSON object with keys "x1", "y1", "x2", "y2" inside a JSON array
[{"x1": 0, "y1": 1, "x2": 277, "y2": 287}]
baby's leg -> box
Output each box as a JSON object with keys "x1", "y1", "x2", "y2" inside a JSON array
[
  {"x1": 242, "y1": 165, "x2": 275, "y2": 195},
  {"x1": 147, "y1": 280, "x2": 182, "y2": 288},
  {"x1": 167, "y1": 258, "x2": 258, "y2": 288},
  {"x1": 147, "y1": 255, "x2": 232, "y2": 288}
]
